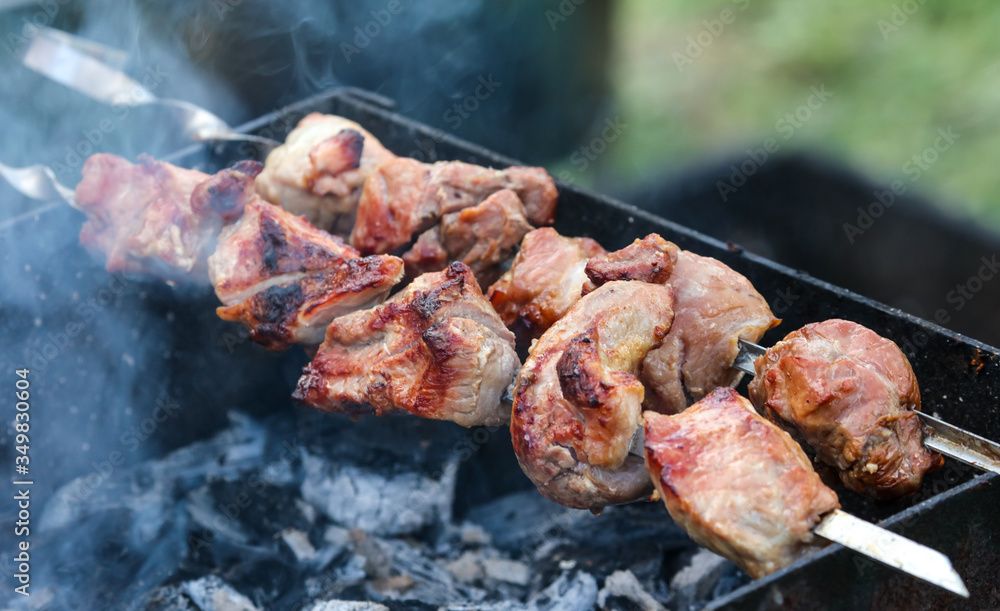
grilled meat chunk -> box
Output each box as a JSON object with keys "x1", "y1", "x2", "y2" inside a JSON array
[
  {"x1": 587, "y1": 235, "x2": 779, "y2": 414},
  {"x1": 584, "y1": 233, "x2": 678, "y2": 286},
  {"x1": 748, "y1": 319, "x2": 943, "y2": 499},
  {"x1": 208, "y1": 168, "x2": 403, "y2": 351},
  {"x1": 644, "y1": 387, "x2": 840, "y2": 578},
  {"x1": 511, "y1": 281, "x2": 675, "y2": 510},
  {"x1": 403, "y1": 189, "x2": 533, "y2": 288},
  {"x1": 293, "y1": 263, "x2": 518, "y2": 427},
  {"x1": 256, "y1": 113, "x2": 396, "y2": 234},
  {"x1": 75, "y1": 153, "x2": 256, "y2": 283},
  {"x1": 350, "y1": 158, "x2": 557, "y2": 255},
  {"x1": 488, "y1": 228, "x2": 607, "y2": 347}
]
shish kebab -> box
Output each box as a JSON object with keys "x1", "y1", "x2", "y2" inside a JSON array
[
  {"x1": 508, "y1": 271, "x2": 968, "y2": 595},
  {"x1": 502, "y1": 232, "x2": 999, "y2": 501},
  {"x1": 644, "y1": 387, "x2": 969, "y2": 597},
  {"x1": 22, "y1": 113, "x2": 984, "y2": 596},
  {"x1": 38, "y1": 110, "x2": 1000, "y2": 489}
]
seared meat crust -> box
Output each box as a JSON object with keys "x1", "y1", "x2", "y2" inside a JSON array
[
  {"x1": 403, "y1": 189, "x2": 533, "y2": 288},
  {"x1": 748, "y1": 319, "x2": 943, "y2": 499},
  {"x1": 587, "y1": 235, "x2": 779, "y2": 414},
  {"x1": 351, "y1": 158, "x2": 557, "y2": 256},
  {"x1": 488, "y1": 228, "x2": 606, "y2": 347},
  {"x1": 293, "y1": 263, "x2": 518, "y2": 427},
  {"x1": 644, "y1": 388, "x2": 840, "y2": 578},
  {"x1": 584, "y1": 234, "x2": 678, "y2": 286},
  {"x1": 511, "y1": 281, "x2": 675, "y2": 510},
  {"x1": 256, "y1": 113, "x2": 396, "y2": 234},
  {"x1": 208, "y1": 168, "x2": 403, "y2": 351}
]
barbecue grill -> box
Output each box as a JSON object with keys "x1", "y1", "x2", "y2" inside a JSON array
[{"x1": 2, "y1": 87, "x2": 997, "y2": 610}]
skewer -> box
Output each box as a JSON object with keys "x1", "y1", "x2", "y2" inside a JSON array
[
  {"x1": 735, "y1": 339, "x2": 1000, "y2": 475},
  {"x1": 813, "y1": 509, "x2": 968, "y2": 597},
  {"x1": 20, "y1": 27, "x2": 280, "y2": 152},
  {"x1": 0, "y1": 119, "x2": 976, "y2": 600},
  {"x1": 641, "y1": 388, "x2": 970, "y2": 598}
]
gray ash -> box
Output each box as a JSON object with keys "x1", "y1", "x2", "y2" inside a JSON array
[{"x1": 10, "y1": 403, "x2": 749, "y2": 610}]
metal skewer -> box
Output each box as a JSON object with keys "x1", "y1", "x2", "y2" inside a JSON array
[
  {"x1": 813, "y1": 509, "x2": 968, "y2": 597},
  {"x1": 19, "y1": 27, "x2": 280, "y2": 152},
  {"x1": 735, "y1": 338, "x2": 1000, "y2": 475},
  {"x1": 627, "y1": 338, "x2": 989, "y2": 596}
]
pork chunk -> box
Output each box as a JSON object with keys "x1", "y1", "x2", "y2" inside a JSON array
[
  {"x1": 488, "y1": 228, "x2": 606, "y2": 347},
  {"x1": 75, "y1": 153, "x2": 254, "y2": 283},
  {"x1": 645, "y1": 387, "x2": 840, "y2": 578},
  {"x1": 293, "y1": 262, "x2": 519, "y2": 427},
  {"x1": 403, "y1": 188, "x2": 533, "y2": 288},
  {"x1": 511, "y1": 281, "x2": 675, "y2": 510},
  {"x1": 208, "y1": 168, "x2": 403, "y2": 351},
  {"x1": 350, "y1": 158, "x2": 557, "y2": 255},
  {"x1": 256, "y1": 113, "x2": 397, "y2": 234},
  {"x1": 748, "y1": 319, "x2": 943, "y2": 499}
]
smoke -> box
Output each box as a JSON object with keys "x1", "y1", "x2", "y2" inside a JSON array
[{"x1": 0, "y1": 1, "x2": 612, "y2": 607}]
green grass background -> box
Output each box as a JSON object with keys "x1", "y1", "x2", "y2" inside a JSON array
[{"x1": 594, "y1": 0, "x2": 1000, "y2": 229}]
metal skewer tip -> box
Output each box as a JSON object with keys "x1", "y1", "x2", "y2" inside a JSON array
[{"x1": 814, "y1": 509, "x2": 969, "y2": 598}]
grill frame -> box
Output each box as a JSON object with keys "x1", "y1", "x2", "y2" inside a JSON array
[{"x1": 43, "y1": 87, "x2": 1000, "y2": 607}]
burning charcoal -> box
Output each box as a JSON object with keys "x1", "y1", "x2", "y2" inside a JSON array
[
  {"x1": 597, "y1": 570, "x2": 668, "y2": 611},
  {"x1": 178, "y1": 575, "x2": 260, "y2": 611},
  {"x1": 482, "y1": 558, "x2": 531, "y2": 586},
  {"x1": 361, "y1": 536, "x2": 488, "y2": 606},
  {"x1": 301, "y1": 452, "x2": 459, "y2": 537},
  {"x1": 444, "y1": 552, "x2": 487, "y2": 583},
  {"x1": 446, "y1": 571, "x2": 598, "y2": 611},
  {"x1": 305, "y1": 602, "x2": 390, "y2": 611},
  {"x1": 466, "y1": 490, "x2": 691, "y2": 562},
  {"x1": 669, "y1": 549, "x2": 739, "y2": 611},
  {"x1": 281, "y1": 528, "x2": 319, "y2": 562}
]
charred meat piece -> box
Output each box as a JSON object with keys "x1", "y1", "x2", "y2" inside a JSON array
[
  {"x1": 587, "y1": 235, "x2": 779, "y2": 414},
  {"x1": 350, "y1": 158, "x2": 558, "y2": 255},
  {"x1": 208, "y1": 169, "x2": 403, "y2": 351},
  {"x1": 293, "y1": 262, "x2": 518, "y2": 427},
  {"x1": 488, "y1": 228, "x2": 606, "y2": 347},
  {"x1": 511, "y1": 281, "x2": 675, "y2": 510},
  {"x1": 256, "y1": 113, "x2": 396, "y2": 234},
  {"x1": 75, "y1": 153, "x2": 257, "y2": 283},
  {"x1": 584, "y1": 233, "x2": 678, "y2": 286},
  {"x1": 644, "y1": 387, "x2": 840, "y2": 578},
  {"x1": 748, "y1": 319, "x2": 943, "y2": 499},
  {"x1": 403, "y1": 189, "x2": 533, "y2": 288}
]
